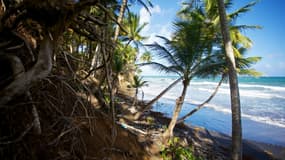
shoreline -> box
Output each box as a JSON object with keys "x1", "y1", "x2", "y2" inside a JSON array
[
  {"x1": 146, "y1": 111, "x2": 285, "y2": 160},
  {"x1": 151, "y1": 97, "x2": 285, "y2": 147},
  {"x1": 117, "y1": 92, "x2": 285, "y2": 159}
]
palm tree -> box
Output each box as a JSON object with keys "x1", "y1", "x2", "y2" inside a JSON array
[
  {"x1": 176, "y1": 5, "x2": 260, "y2": 157},
  {"x1": 145, "y1": 14, "x2": 216, "y2": 140},
  {"x1": 217, "y1": 0, "x2": 242, "y2": 159},
  {"x1": 204, "y1": 1, "x2": 260, "y2": 159},
  {"x1": 130, "y1": 75, "x2": 148, "y2": 107},
  {"x1": 177, "y1": 46, "x2": 261, "y2": 123},
  {"x1": 121, "y1": 12, "x2": 149, "y2": 49}
]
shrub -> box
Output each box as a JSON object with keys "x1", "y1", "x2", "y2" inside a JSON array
[{"x1": 161, "y1": 137, "x2": 202, "y2": 160}]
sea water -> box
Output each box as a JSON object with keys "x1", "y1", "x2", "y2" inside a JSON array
[{"x1": 140, "y1": 76, "x2": 285, "y2": 146}]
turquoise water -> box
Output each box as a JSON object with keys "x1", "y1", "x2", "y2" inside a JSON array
[{"x1": 141, "y1": 76, "x2": 285, "y2": 146}]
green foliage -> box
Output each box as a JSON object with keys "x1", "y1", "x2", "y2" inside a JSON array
[
  {"x1": 161, "y1": 137, "x2": 202, "y2": 160},
  {"x1": 121, "y1": 12, "x2": 149, "y2": 49},
  {"x1": 177, "y1": 1, "x2": 262, "y2": 78},
  {"x1": 140, "y1": 51, "x2": 152, "y2": 62},
  {"x1": 131, "y1": 75, "x2": 148, "y2": 89},
  {"x1": 146, "y1": 116, "x2": 154, "y2": 124}
]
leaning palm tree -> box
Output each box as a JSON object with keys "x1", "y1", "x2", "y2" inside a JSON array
[
  {"x1": 177, "y1": 46, "x2": 261, "y2": 123},
  {"x1": 145, "y1": 15, "x2": 217, "y2": 140}
]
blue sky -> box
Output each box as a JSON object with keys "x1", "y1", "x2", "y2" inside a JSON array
[{"x1": 131, "y1": 0, "x2": 285, "y2": 76}]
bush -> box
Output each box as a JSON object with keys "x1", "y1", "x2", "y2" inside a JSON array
[{"x1": 161, "y1": 137, "x2": 202, "y2": 160}]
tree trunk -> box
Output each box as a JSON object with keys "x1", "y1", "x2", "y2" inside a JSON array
[
  {"x1": 177, "y1": 74, "x2": 225, "y2": 123},
  {"x1": 133, "y1": 77, "x2": 182, "y2": 120},
  {"x1": 113, "y1": 0, "x2": 128, "y2": 42},
  {"x1": 162, "y1": 82, "x2": 188, "y2": 141},
  {"x1": 89, "y1": 44, "x2": 100, "y2": 75},
  {"x1": 143, "y1": 77, "x2": 182, "y2": 112},
  {"x1": 132, "y1": 88, "x2": 138, "y2": 107},
  {"x1": 0, "y1": 36, "x2": 53, "y2": 105},
  {"x1": 217, "y1": 0, "x2": 242, "y2": 160},
  {"x1": 27, "y1": 91, "x2": 42, "y2": 135}
]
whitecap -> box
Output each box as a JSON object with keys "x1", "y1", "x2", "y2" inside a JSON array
[
  {"x1": 182, "y1": 100, "x2": 285, "y2": 128},
  {"x1": 239, "y1": 84, "x2": 285, "y2": 92}
]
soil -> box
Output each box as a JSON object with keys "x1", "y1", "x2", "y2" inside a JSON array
[{"x1": 0, "y1": 74, "x2": 150, "y2": 160}]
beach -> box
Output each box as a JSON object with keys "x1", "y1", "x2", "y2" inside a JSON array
[{"x1": 141, "y1": 76, "x2": 285, "y2": 146}]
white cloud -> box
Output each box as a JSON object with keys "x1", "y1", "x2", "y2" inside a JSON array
[
  {"x1": 139, "y1": 4, "x2": 174, "y2": 45},
  {"x1": 143, "y1": 23, "x2": 173, "y2": 44},
  {"x1": 159, "y1": 24, "x2": 172, "y2": 39},
  {"x1": 139, "y1": 5, "x2": 161, "y2": 25},
  {"x1": 139, "y1": 5, "x2": 163, "y2": 39},
  {"x1": 139, "y1": 7, "x2": 151, "y2": 25},
  {"x1": 144, "y1": 33, "x2": 158, "y2": 44},
  {"x1": 151, "y1": 5, "x2": 161, "y2": 14}
]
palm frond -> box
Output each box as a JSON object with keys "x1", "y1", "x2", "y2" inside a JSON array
[
  {"x1": 231, "y1": 25, "x2": 262, "y2": 31},
  {"x1": 137, "y1": 22, "x2": 148, "y2": 33},
  {"x1": 138, "y1": 62, "x2": 181, "y2": 76},
  {"x1": 236, "y1": 56, "x2": 261, "y2": 69},
  {"x1": 238, "y1": 68, "x2": 262, "y2": 77},
  {"x1": 230, "y1": 29, "x2": 252, "y2": 48},
  {"x1": 228, "y1": 1, "x2": 258, "y2": 21},
  {"x1": 132, "y1": 75, "x2": 148, "y2": 88},
  {"x1": 130, "y1": 0, "x2": 153, "y2": 14},
  {"x1": 145, "y1": 41, "x2": 180, "y2": 67}
]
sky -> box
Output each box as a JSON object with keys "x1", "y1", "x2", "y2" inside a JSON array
[{"x1": 130, "y1": 0, "x2": 285, "y2": 76}]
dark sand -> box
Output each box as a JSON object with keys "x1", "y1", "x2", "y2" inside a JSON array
[{"x1": 149, "y1": 111, "x2": 285, "y2": 160}]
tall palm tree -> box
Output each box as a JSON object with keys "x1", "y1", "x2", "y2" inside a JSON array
[
  {"x1": 203, "y1": 1, "x2": 260, "y2": 159},
  {"x1": 217, "y1": 0, "x2": 242, "y2": 159}
]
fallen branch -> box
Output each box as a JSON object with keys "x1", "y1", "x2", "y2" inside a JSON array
[{"x1": 117, "y1": 122, "x2": 147, "y2": 135}]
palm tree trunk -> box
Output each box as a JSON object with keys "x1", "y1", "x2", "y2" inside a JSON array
[
  {"x1": 177, "y1": 74, "x2": 225, "y2": 124},
  {"x1": 133, "y1": 77, "x2": 182, "y2": 120},
  {"x1": 144, "y1": 77, "x2": 182, "y2": 112},
  {"x1": 163, "y1": 82, "x2": 188, "y2": 141},
  {"x1": 217, "y1": 0, "x2": 242, "y2": 159},
  {"x1": 114, "y1": 0, "x2": 128, "y2": 42},
  {"x1": 132, "y1": 88, "x2": 138, "y2": 106}
]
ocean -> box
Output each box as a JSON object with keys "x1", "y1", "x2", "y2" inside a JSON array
[{"x1": 140, "y1": 76, "x2": 285, "y2": 146}]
